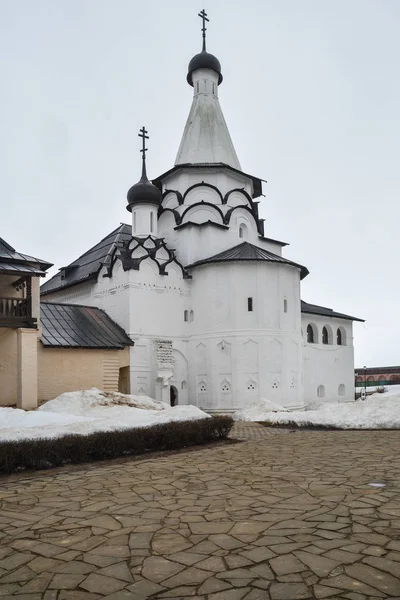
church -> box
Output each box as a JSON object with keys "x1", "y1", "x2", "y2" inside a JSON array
[{"x1": 40, "y1": 12, "x2": 363, "y2": 412}]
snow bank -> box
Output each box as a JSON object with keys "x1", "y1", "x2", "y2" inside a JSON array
[
  {"x1": 233, "y1": 386, "x2": 400, "y2": 429},
  {"x1": 0, "y1": 388, "x2": 210, "y2": 441},
  {"x1": 234, "y1": 397, "x2": 289, "y2": 421}
]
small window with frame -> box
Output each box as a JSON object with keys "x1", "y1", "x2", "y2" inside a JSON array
[{"x1": 247, "y1": 297, "x2": 253, "y2": 312}]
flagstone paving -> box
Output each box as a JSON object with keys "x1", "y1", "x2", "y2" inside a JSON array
[{"x1": 1, "y1": 428, "x2": 400, "y2": 599}]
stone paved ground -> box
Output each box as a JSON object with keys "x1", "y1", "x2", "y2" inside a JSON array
[{"x1": 1, "y1": 427, "x2": 400, "y2": 599}]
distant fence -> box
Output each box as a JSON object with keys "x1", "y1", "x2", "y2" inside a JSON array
[{"x1": 355, "y1": 379, "x2": 400, "y2": 388}]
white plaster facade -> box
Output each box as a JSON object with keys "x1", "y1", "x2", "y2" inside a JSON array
[{"x1": 41, "y1": 33, "x2": 362, "y2": 411}]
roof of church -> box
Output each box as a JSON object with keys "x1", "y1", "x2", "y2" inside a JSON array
[
  {"x1": 40, "y1": 302, "x2": 133, "y2": 349},
  {"x1": 40, "y1": 224, "x2": 132, "y2": 295},
  {"x1": 301, "y1": 300, "x2": 364, "y2": 322},
  {"x1": 186, "y1": 241, "x2": 309, "y2": 279},
  {"x1": 0, "y1": 237, "x2": 52, "y2": 276}
]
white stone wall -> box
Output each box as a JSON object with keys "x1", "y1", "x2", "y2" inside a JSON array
[
  {"x1": 301, "y1": 314, "x2": 354, "y2": 403},
  {"x1": 187, "y1": 261, "x2": 304, "y2": 412}
]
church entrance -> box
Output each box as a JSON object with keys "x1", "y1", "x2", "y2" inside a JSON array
[{"x1": 170, "y1": 385, "x2": 178, "y2": 407}]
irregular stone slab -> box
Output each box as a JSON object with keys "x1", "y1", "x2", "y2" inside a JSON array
[
  {"x1": 126, "y1": 579, "x2": 165, "y2": 597},
  {"x1": 198, "y1": 577, "x2": 232, "y2": 594},
  {"x1": 142, "y1": 556, "x2": 184, "y2": 583},
  {"x1": 345, "y1": 563, "x2": 400, "y2": 595},
  {"x1": 293, "y1": 550, "x2": 339, "y2": 577},
  {"x1": 0, "y1": 565, "x2": 36, "y2": 583},
  {"x1": 97, "y1": 561, "x2": 133, "y2": 583},
  {"x1": 361, "y1": 555, "x2": 400, "y2": 579},
  {"x1": 196, "y1": 556, "x2": 226, "y2": 572},
  {"x1": 80, "y1": 573, "x2": 126, "y2": 595},
  {"x1": 157, "y1": 585, "x2": 200, "y2": 597},
  {"x1": 49, "y1": 573, "x2": 86, "y2": 589},
  {"x1": 240, "y1": 547, "x2": 275, "y2": 563},
  {"x1": 270, "y1": 555, "x2": 305, "y2": 576},
  {"x1": 229, "y1": 522, "x2": 269, "y2": 535},
  {"x1": 128, "y1": 532, "x2": 153, "y2": 550},
  {"x1": 269, "y1": 582, "x2": 311, "y2": 599},
  {"x1": 189, "y1": 522, "x2": 233, "y2": 535},
  {"x1": 169, "y1": 551, "x2": 205, "y2": 566},
  {"x1": 209, "y1": 535, "x2": 244, "y2": 550},
  {"x1": 323, "y1": 549, "x2": 362, "y2": 564},
  {"x1": 162, "y1": 566, "x2": 210, "y2": 588},
  {"x1": 313, "y1": 584, "x2": 342, "y2": 598},
  {"x1": 319, "y1": 574, "x2": 386, "y2": 597},
  {"x1": 152, "y1": 533, "x2": 192, "y2": 554},
  {"x1": 208, "y1": 590, "x2": 249, "y2": 600}
]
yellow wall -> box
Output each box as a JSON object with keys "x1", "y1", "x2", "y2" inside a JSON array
[
  {"x1": 0, "y1": 328, "x2": 18, "y2": 406},
  {"x1": 38, "y1": 345, "x2": 130, "y2": 402}
]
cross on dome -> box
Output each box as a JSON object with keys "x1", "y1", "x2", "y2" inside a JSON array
[
  {"x1": 126, "y1": 126, "x2": 161, "y2": 211},
  {"x1": 198, "y1": 9, "x2": 209, "y2": 52}
]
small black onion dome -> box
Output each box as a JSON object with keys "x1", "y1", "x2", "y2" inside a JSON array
[
  {"x1": 187, "y1": 50, "x2": 223, "y2": 86},
  {"x1": 126, "y1": 175, "x2": 161, "y2": 212}
]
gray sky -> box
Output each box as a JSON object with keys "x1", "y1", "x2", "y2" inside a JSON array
[{"x1": 1, "y1": 0, "x2": 399, "y2": 368}]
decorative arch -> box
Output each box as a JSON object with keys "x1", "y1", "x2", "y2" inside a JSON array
[
  {"x1": 322, "y1": 325, "x2": 333, "y2": 345},
  {"x1": 181, "y1": 202, "x2": 225, "y2": 225},
  {"x1": 338, "y1": 384, "x2": 346, "y2": 396},
  {"x1": 183, "y1": 182, "x2": 223, "y2": 205},
  {"x1": 157, "y1": 206, "x2": 180, "y2": 224},
  {"x1": 161, "y1": 189, "x2": 183, "y2": 207},
  {"x1": 223, "y1": 187, "x2": 253, "y2": 206},
  {"x1": 223, "y1": 204, "x2": 258, "y2": 227},
  {"x1": 317, "y1": 385, "x2": 325, "y2": 398}
]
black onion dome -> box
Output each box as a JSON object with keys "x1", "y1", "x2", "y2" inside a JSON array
[
  {"x1": 187, "y1": 50, "x2": 223, "y2": 86},
  {"x1": 126, "y1": 175, "x2": 161, "y2": 212}
]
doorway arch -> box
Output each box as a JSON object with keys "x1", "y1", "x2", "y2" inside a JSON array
[{"x1": 170, "y1": 385, "x2": 178, "y2": 407}]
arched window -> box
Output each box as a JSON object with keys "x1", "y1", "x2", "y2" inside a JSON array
[
  {"x1": 150, "y1": 212, "x2": 154, "y2": 233},
  {"x1": 337, "y1": 328, "x2": 342, "y2": 345},
  {"x1": 322, "y1": 326, "x2": 329, "y2": 345},
  {"x1": 196, "y1": 81, "x2": 199, "y2": 93},
  {"x1": 283, "y1": 299, "x2": 288, "y2": 313},
  {"x1": 337, "y1": 327, "x2": 346, "y2": 346},
  {"x1": 189, "y1": 310, "x2": 194, "y2": 322},
  {"x1": 133, "y1": 211, "x2": 137, "y2": 233},
  {"x1": 184, "y1": 310, "x2": 189, "y2": 322},
  {"x1": 307, "y1": 324, "x2": 314, "y2": 343},
  {"x1": 247, "y1": 297, "x2": 253, "y2": 312},
  {"x1": 338, "y1": 384, "x2": 345, "y2": 396},
  {"x1": 317, "y1": 385, "x2": 325, "y2": 398},
  {"x1": 212, "y1": 82, "x2": 216, "y2": 94},
  {"x1": 239, "y1": 224, "x2": 248, "y2": 239}
]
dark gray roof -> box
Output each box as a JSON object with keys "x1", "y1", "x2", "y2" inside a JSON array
[
  {"x1": 186, "y1": 241, "x2": 309, "y2": 279},
  {"x1": 301, "y1": 300, "x2": 364, "y2": 322},
  {"x1": 40, "y1": 302, "x2": 134, "y2": 349},
  {"x1": 0, "y1": 237, "x2": 52, "y2": 276},
  {"x1": 41, "y1": 224, "x2": 132, "y2": 296}
]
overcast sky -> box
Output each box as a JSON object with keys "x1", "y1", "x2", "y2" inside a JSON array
[{"x1": 1, "y1": 0, "x2": 399, "y2": 367}]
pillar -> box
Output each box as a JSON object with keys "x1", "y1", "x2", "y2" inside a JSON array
[{"x1": 17, "y1": 328, "x2": 38, "y2": 410}]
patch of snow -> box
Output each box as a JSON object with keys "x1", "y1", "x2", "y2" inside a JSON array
[
  {"x1": 0, "y1": 388, "x2": 210, "y2": 441},
  {"x1": 234, "y1": 397, "x2": 289, "y2": 421},
  {"x1": 233, "y1": 385, "x2": 400, "y2": 429}
]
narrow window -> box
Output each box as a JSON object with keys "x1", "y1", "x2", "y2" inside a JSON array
[
  {"x1": 189, "y1": 310, "x2": 194, "y2": 322},
  {"x1": 184, "y1": 310, "x2": 189, "y2": 322},
  {"x1": 338, "y1": 384, "x2": 345, "y2": 396},
  {"x1": 247, "y1": 297, "x2": 253, "y2": 312},
  {"x1": 133, "y1": 211, "x2": 137, "y2": 233},
  {"x1": 307, "y1": 324, "x2": 314, "y2": 343},
  {"x1": 238, "y1": 224, "x2": 247, "y2": 240},
  {"x1": 317, "y1": 385, "x2": 326, "y2": 398},
  {"x1": 196, "y1": 81, "x2": 199, "y2": 93},
  {"x1": 284, "y1": 299, "x2": 288, "y2": 313},
  {"x1": 337, "y1": 328, "x2": 342, "y2": 345},
  {"x1": 322, "y1": 326, "x2": 329, "y2": 345},
  {"x1": 150, "y1": 212, "x2": 154, "y2": 233},
  {"x1": 212, "y1": 82, "x2": 215, "y2": 94}
]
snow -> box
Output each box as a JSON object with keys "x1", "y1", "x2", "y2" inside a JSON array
[
  {"x1": 0, "y1": 388, "x2": 210, "y2": 441},
  {"x1": 233, "y1": 385, "x2": 400, "y2": 429}
]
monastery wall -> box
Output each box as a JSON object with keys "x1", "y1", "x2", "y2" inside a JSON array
[{"x1": 301, "y1": 314, "x2": 354, "y2": 403}]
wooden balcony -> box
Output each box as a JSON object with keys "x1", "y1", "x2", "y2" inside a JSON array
[{"x1": 0, "y1": 297, "x2": 36, "y2": 328}]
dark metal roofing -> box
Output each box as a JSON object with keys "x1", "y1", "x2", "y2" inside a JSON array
[
  {"x1": 301, "y1": 300, "x2": 364, "y2": 323},
  {"x1": 0, "y1": 237, "x2": 52, "y2": 276},
  {"x1": 40, "y1": 303, "x2": 134, "y2": 349},
  {"x1": 187, "y1": 51, "x2": 223, "y2": 86},
  {"x1": 41, "y1": 224, "x2": 132, "y2": 296},
  {"x1": 355, "y1": 366, "x2": 400, "y2": 374},
  {"x1": 186, "y1": 241, "x2": 309, "y2": 279},
  {"x1": 152, "y1": 163, "x2": 264, "y2": 199}
]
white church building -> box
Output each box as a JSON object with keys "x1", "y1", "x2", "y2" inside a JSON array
[{"x1": 41, "y1": 12, "x2": 363, "y2": 412}]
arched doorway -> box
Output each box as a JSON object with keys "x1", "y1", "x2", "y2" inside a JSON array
[{"x1": 170, "y1": 385, "x2": 178, "y2": 407}]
